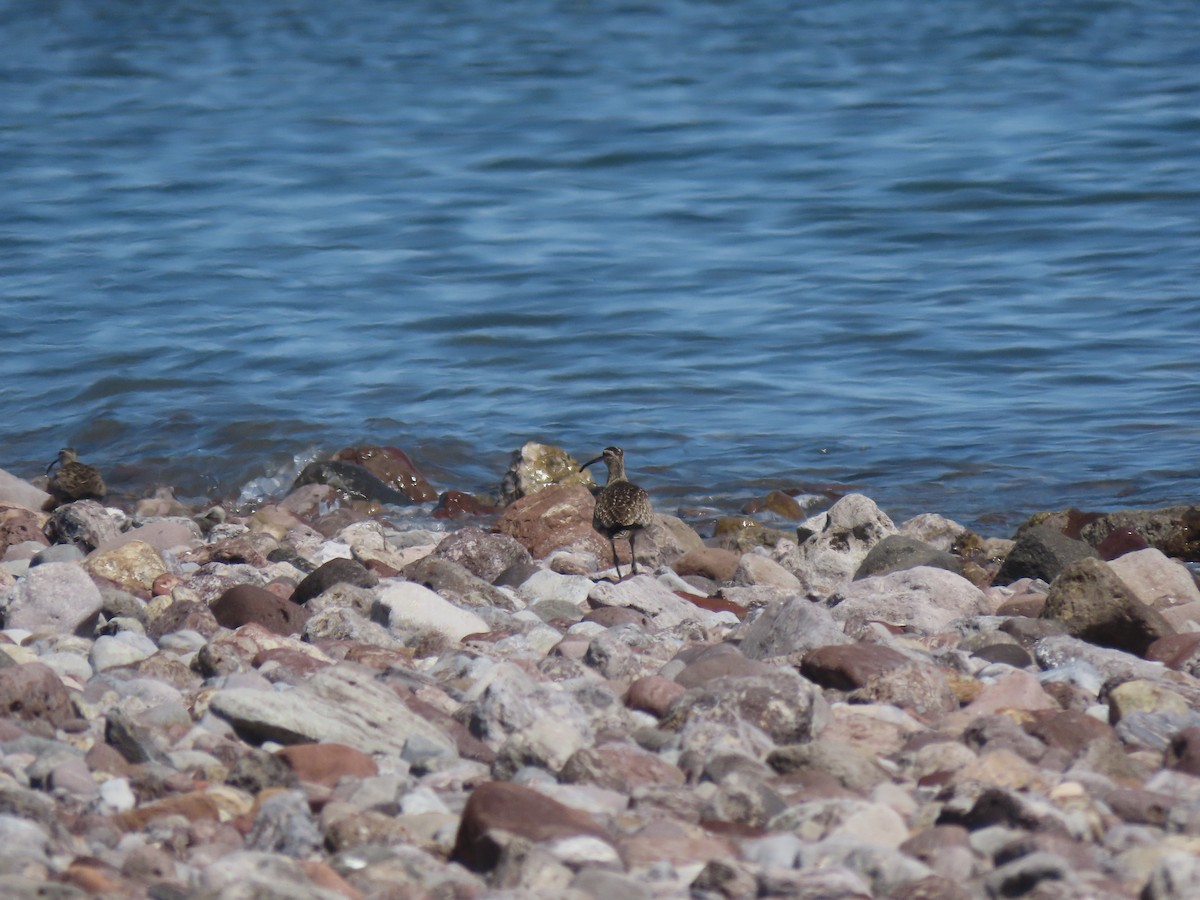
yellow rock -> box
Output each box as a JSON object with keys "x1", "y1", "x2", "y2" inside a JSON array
[
  {"x1": 1108, "y1": 679, "x2": 1191, "y2": 723},
  {"x1": 85, "y1": 540, "x2": 167, "y2": 593}
]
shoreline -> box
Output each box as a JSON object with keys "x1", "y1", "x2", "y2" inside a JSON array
[{"x1": 0, "y1": 442, "x2": 1198, "y2": 897}]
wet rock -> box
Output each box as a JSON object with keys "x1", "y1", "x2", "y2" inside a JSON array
[
  {"x1": 434, "y1": 489, "x2": 498, "y2": 519},
  {"x1": 500, "y1": 441, "x2": 594, "y2": 503},
  {"x1": 333, "y1": 444, "x2": 437, "y2": 502},
  {"x1": 1040, "y1": 557, "x2": 1175, "y2": 655},
  {"x1": 855, "y1": 534, "x2": 962, "y2": 579},
  {"x1": 292, "y1": 459, "x2": 414, "y2": 506},
  {"x1": 994, "y1": 524, "x2": 1098, "y2": 586},
  {"x1": 1081, "y1": 505, "x2": 1200, "y2": 562},
  {"x1": 212, "y1": 584, "x2": 311, "y2": 636}
]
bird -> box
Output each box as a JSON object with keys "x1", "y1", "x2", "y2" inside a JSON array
[
  {"x1": 45, "y1": 447, "x2": 106, "y2": 504},
  {"x1": 579, "y1": 446, "x2": 654, "y2": 580}
]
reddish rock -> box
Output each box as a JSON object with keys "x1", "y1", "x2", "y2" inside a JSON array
[
  {"x1": 0, "y1": 505, "x2": 48, "y2": 555},
  {"x1": 673, "y1": 548, "x2": 741, "y2": 582},
  {"x1": 115, "y1": 792, "x2": 222, "y2": 831},
  {"x1": 0, "y1": 662, "x2": 75, "y2": 735},
  {"x1": 1165, "y1": 727, "x2": 1200, "y2": 776},
  {"x1": 151, "y1": 573, "x2": 183, "y2": 596},
  {"x1": 451, "y1": 780, "x2": 612, "y2": 871},
  {"x1": 333, "y1": 445, "x2": 437, "y2": 503},
  {"x1": 211, "y1": 584, "x2": 310, "y2": 636},
  {"x1": 560, "y1": 742, "x2": 686, "y2": 791},
  {"x1": 742, "y1": 490, "x2": 806, "y2": 520},
  {"x1": 252, "y1": 647, "x2": 334, "y2": 681},
  {"x1": 1097, "y1": 527, "x2": 1151, "y2": 560},
  {"x1": 290, "y1": 557, "x2": 378, "y2": 605},
  {"x1": 1020, "y1": 710, "x2": 1116, "y2": 760},
  {"x1": 1146, "y1": 633, "x2": 1200, "y2": 670},
  {"x1": 496, "y1": 482, "x2": 605, "y2": 560},
  {"x1": 434, "y1": 490, "x2": 498, "y2": 520},
  {"x1": 275, "y1": 742, "x2": 378, "y2": 788},
  {"x1": 676, "y1": 592, "x2": 747, "y2": 619},
  {"x1": 626, "y1": 676, "x2": 686, "y2": 717},
  {"x1": 800, "y1": 643, "x2": 910, "y2": 691}
]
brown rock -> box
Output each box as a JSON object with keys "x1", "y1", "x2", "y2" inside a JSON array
[
  {"x1": 434, "y1": 490, "x2": 498, "y2": 520},
  {"x1": 560, "y1": 742, "x2": 685, "y2": 791},
  {"x1": 625, "y1": 676, "x2": 686, "y2": 717},
  {"x1": 672, "y1": 548, "x2": 741, "y2": 582},
  {"x1": 275, "y1": 742, "x2": 378, "y2": 788},
  {"x1": 1097, "y1": 527, "x2": 1150, "y2": 560},
  {"x1": 178, "y1": 536, "x2": 269, "y2": 568},
  {"x1": 1081, "y1": 505, "x2": 1200, "y2": 562},
  {"x1": 742, "y1": 490, "x2": 806, "y2": 520},
  {"x1": 1024, "y1": 710, "x2": 1117, "y2": 756},
  {"x1": 800, "y1": 642, "x2": 910, "y2": 690},
  {"x1": 451, "y1": 780, "x2": 611, "y2": 871},
  {"x1": 0, "y1": 505, "x2": 49, "y2": 555},
  {"x1": 1106, "y1": 787, "x2": 1175, "y2": 826},
  {"x1": 0, "y1": 662, "x2": 75, "y2": 735},
  {"x1": 1146, "y1": 633, "x2": 1200, "y2": 670},
  {"x1": 673, "y1": 644, "x2": 773, "y2": 688},
  {"x1": 146, "y1": 597, "x2": 220, "y2": 640},
  {"x1": 212, "y1": 584, "x2": 310, "y2": 636},
  {"x1": 1165, "y1": 727, "x2": 1200, "y2": 776},
  {"x1": 496, "y1": 482, "x2": 604, "y2": 560},
  {"x1": 290, "y1": 557, "x2": 378, "y2": 605},
  {"x1": 1040, "y1": 557, "x2": 1175, "y2": 655},
  {"x1": 115, "y1": 791, "x2": 222, "y2": 831},
  {"x1": 333, "y1": 445, "x2": 437, "y2": 503}
]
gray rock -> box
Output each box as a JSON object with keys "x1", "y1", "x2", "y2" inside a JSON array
[
  {"x1": 900, "y1": 513, "x2": 969, "y2": 552},
  {"x1": 1142, "y1": 850, "x2": 1200, "y2": 900},
  {"x1": 247, "y1": 790, "x2": 322, "y2": 857},
  {"x1": 731, "y1": 551, "x2": 803, "y2": 590},
  {"x1": 197, "y1": 850, "x2": 343, "y2": 899},
  {"x1": 3, "y1": 561, "x2": 103, "y2": 633},
  {"x1": 738, "y1": 596, "x2": 851, "y2": 660},
  {"x1": 826, "y1": 566, "x2": 990, "y2": 636},
  {"x1": 791, "y1": 839, "x2": 931, "y2": 897},
  {"x1": 43, "y1": 500, "x2": 123, "y2": 550},
  {"x1": 588, "y1": 575, "x2": 714, "y2": 629},
  {"x1": 209, "y1": 662, "x2": 457, "y2": 756},
  {"x1": 995, "y1": 525, "x2": 1097, "y2": 586},
  {"x1": 855, "y1": 534, "x2": 962, "y2": 579},
  {"x1": 1040, "y1": 557, "x2": 1174, "y2": 655},
  {"x1": 777, "y1": 493, "x2": 896, "y2": 598},
  {"x1": 28, "y1": 544, "x2": 85, "y2": 566},
  {"x1": 403, "y1": 555, "x2": 518, "y2": 610},
  {"x1": 432, "y1": 526, "x2": 533, "y2": 583}
]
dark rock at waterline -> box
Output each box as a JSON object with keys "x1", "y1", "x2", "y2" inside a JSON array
[
  {"x1": 1040, "y1": 557, "x2": 1174, "y2": 656},
  {"x1": 854, "y1": 534, "x2": 961, "y2": 579},
  {"x1": 1096, "y1": 527, "x2": 1151, "y2": 561},
  {"x1": 291, "y1": 460, "x2": 415, "y2": 506},
  {"x1": 290, "y1": 557, "x2": 378, "y2": 606},
  {"x1": 333, "y1": 445, "x2": 437, "y2": 503},
  {"x1": 1081, "y1": 506, "x2": 1200, "y2": 562},
  {"x1": 434, "y1": 490, "x2": 498, "y2": 519},
  {"x1": 994, "y1": 525, "x2": 1097, "y2": 586}
]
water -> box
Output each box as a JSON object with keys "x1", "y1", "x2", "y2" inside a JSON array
[{"x1": 2, "y1": 0, "x2": 1198, "y2": 531}]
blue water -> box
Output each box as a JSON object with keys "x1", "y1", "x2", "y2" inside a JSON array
[{"x1": 2, "y1": 0, "x2": 1198, "y2": 531}]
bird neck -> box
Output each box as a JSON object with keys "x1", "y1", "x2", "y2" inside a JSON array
[{"x1": 605, "y1": 461, "x2": 629, "y2": 484}]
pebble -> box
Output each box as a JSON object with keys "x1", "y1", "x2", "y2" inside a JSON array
[{"x1": 0, "y1": 455, "x2": 1197, "y2": 897}]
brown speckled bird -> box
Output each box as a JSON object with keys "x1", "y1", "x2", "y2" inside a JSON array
[
  {"x1": 580, "y1": 446, "x2": 653, "y2": 579},
  {"x1": 46, "y1": 447, "x2": 106, "y2": 504}
]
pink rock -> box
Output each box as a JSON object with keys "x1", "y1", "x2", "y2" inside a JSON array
[
  {"x1": 560, "y1": 742, "x2": 685, "y2": 791},
  {"x1": 954, "y1": 670, "x2": 1058, "y2": 723},
  {"x1": 0, "y1": 662, "x2": 76, "y2": 735},
  {"x1": 0, "y1": 505, "x2": 49, "y2": 555},
  {"x1": 275, "y1": 742, "x2": 378, "y2": 787},
  {"x1": 626, "y1": 675, "x2": 686, "y2": 717},
  {"x1": 674, "y1": 644, "x2": 774, "y2": 688},
  {"x1": 673, "y1": 548, "x2": 741, "y2": 582}
]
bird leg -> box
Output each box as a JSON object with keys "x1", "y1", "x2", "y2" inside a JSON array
[
  {"x1": 610, "y1": 536, "x2": 623, "y2": 581},
  {"x1": 629, "y1": 532, "x2": 639, "y2": 576}
]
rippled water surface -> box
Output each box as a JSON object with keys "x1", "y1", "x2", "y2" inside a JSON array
[{"x1": 2, "y1": 0, "x2": 1198, "y2": 529}]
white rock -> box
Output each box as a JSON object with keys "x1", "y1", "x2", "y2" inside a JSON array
[
  {"x1": 517, "y1": 569, "x2": 593, "y2": 607},
  {"x1": 4, "y1": 562, "x2": 104, "y2": 633},
  {"x1": 826, "y1": 566, "x2": 989, "y2": 635},
  {"x1": 777, "y1": 494, "x2": 897, "y2": 598},
  {"x1": 1109, "y1": 548, "x2": 1200, "y2": 609},
  {"x1": 90, "y1": 632, "x2": 157, "y2": 671},
  {"x1": 372, "y1": 581, "x2": 490, "y2": 642},
  {"x1": 589, "y1": 575, "x2": 715, "y2": 628},
  {"x1": 98, "y1": 778, "x2": 137, "y2": 812}
]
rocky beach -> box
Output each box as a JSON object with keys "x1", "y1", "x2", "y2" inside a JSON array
[{"x1": 0, "y1": 440, "x2": 1199, "y2": 899}]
